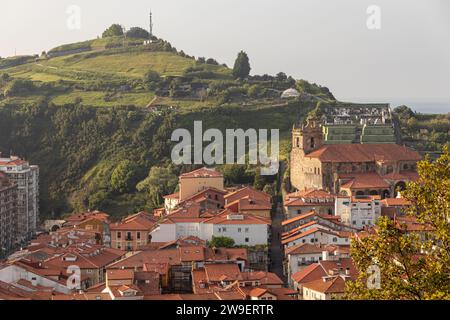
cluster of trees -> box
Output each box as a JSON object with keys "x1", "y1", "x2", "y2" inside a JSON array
[
  {"x1": 102, "y1": 24, "x2": 124, "y2": 38},
  {"x1": 2, "y1": 78, "x2": 36, "y2": 97},
  {"x1": 394, "y1": 106, "x2": 449, "y2": 151}
]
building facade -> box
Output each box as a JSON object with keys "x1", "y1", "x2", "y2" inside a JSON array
[
  {"x1": 335, "y1": 195, "x2": 382, "y2": 229},
  {"x1": 290, "y1": 119, "x2": 421, "y2": 198},
  {"x1": 0, "y1": 173, "x2": 18, "y2": 254},
  {"x1": 0, "y1": 155, "x2": 39, "y2": 242}
]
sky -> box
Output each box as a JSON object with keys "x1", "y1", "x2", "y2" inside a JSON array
[{"x1": 0, "y1": 0, "x2": 449, "y2": 112}]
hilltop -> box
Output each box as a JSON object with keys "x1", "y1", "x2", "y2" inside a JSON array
[{"x1": 0, "y1": 32, "x2": 334, "y2": 111}]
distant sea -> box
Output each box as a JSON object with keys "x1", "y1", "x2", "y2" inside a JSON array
[{"x1": 391, "y1": 101, "x2": 449, "y2": 115}]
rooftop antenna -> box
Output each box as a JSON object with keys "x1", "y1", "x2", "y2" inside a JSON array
[{"x1": 149, "y1": 10, "x2": 153, "y2": 40}]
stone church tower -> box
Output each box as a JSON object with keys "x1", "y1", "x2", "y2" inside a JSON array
[{"x1": 290, "y1": 118, "x2": 325, "y2": 191}]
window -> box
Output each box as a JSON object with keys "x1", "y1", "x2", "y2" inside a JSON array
[
  {"x1": 117, "y1": 232, "x2": 121, "y2": 239},
  {"x1": 222, "y1": 227, "x2": 227, "y2": 232},
  {"x1": 218, "y1": 228, "x2": 221, "y2": 232},
  {"x1": 137, "y1": 232, "x2": 141, "y2": 240},
  {"x1": 333, "y1": 237, "x2": 337, "y2": 242},
  {"x1": 245, "y1": 237, "x2": 249, "y2": 243},
  {"x1": 310, "y1": 238, "x2": 314, "y2": 243},
  {"x1": 352, "y1": 221, "x2": 356, "y2": 225},
  {"x1": 297, "y1": 209, "x2": 302, "y2": 214},
  {"x1": 238, "y1": 228, "x2": 242, "y2": 232},
  {"x1": 245, "y1": 228, "x2": 249, "y2": 233}
]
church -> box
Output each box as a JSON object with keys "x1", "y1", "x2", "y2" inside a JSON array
[{"x1": 290, "y1": 118, "x2": 422, "y2": 198}]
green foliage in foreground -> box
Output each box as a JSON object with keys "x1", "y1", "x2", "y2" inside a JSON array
[{"x1": 345, "y1": 148, "x2": 450, "y2": 300}]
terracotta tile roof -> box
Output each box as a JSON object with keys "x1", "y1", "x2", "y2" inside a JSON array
[
  {"x1": 284, "y1": 189, "x2": 335, "y2": 207},
  {"x1": 143, "y1": 262, "x2": 170, "y2": 276},
  {"x1": 179, "y1": 246, "x2": 206, "y2": 262},
  {"x1": 204, "y1": 209, "x2": 271, "y2": 225},
  {"x1": 110, "y1": 212, "x2": 157, "y2": 231},
  {"x1": 225, "y1": 196, "x2": 272, "y2": 211},
  {"x1": 44, "y1": 245, "x2": 125, "y2": 270},
  {"x1": 381, "y1": 198, "x2": 411, "y2": 207},
  {"x1": 214, "y1": 290, "x2": 245, "y2": 300},
  {"x1": 64, "y1": 210, "x2": 110, "y2": 224},
  {"x1": 383, "y1": 171, "x2": 419, "y2": 181},
  {"x1": 249, "y1": 287, "x2": 268, "y2": 297},
  {"x1": 240, "y1": 271, "x2": 284, "y2": 285},
  {"x1": 302, "y1": 276, "x2": 347, "y2": 294},
  {"x1": 339, "y1": 173, "x2": 390, "y2": 189},
  {"x1": 107, "y1": 249, "x2": 181, "y2": 269},
  {"x1": 292, "y1": 263, "x2": 327, "y2": 283},
  {"x1": 107, "y1": 269, "x2": 134, "y2": 280},
  {"x1": 282, "y1": 227, "x2": 342, "y2": 245},
  {"x1": 0, "y1": 157, "x2": 28, "y2": 166},
  {"x1": 180, "y1": 167, "x2": 223, "y2": 178},
  {"x1": 265, "y1": 287, "x2": 298, "y2": 300},
  {"x1": 204, "y1": 263, "x2": 241, "y2": 282},
  {"x1": 319, "y1": 258, "x2": 357, "y2": 279},
  {"x1": 163, "y1": 202, "x2": 219, "y2": 222},
  {"x1": 180, "y1": 187, "x2": 227, "y2": 202},
  {"x1": 281, "y1": 211, "x2": 317, "y2": 226},
  {"x1": 282, "y1": 221, "x2": 321, "y2": 240},
  {"x1": 285, "y1": 243, "x2": 335, "y2": 255},
  {"x1": 224, "y1": 186, "x2": 271, "y2": 204},
  {"x1": 306, "y1": 144, "x2": 422, "y2": 163}
]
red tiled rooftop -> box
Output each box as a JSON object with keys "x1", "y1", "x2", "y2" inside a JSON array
[{"x1": 306, "y1": 144, "x2": 421, "y2": 163}]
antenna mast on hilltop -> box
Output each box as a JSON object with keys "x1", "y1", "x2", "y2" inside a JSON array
[{"x1": 149, "y1": 10, "x2": 154, "y2": 40}]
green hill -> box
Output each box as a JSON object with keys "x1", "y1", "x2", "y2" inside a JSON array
[{"x1": 0, "y1": 33, "x2": 335, "y2": 218}]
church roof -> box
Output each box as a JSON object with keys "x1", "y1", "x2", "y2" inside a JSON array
[{"x1": 306, "y1": 144, "x2": 421, "y2": 163}]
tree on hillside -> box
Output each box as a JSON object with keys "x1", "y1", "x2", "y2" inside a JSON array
[
  {"x1": 110, "y1": 160, "x2": 138, "y2": 193},
  {"x1": 102, "y1": 24, "x2": 124, "y2": 38},
  {"x1": 143, "y1": 70, "x2": 161, "y2": 90},
  {"x1": 136, "y1": 166, "x2": 178, "y2": 208},
  {"x1": 345, "y1": 148, "x2": 450, "y2": 300},
  {"x1": 275, "y1": 72, "x2": 288, "y2": 82},
  {"x1": 126, "y1": 27, "x2": 150, "y2": 39},
  {"x1": 206, "y1": 58, "x2": 218, "y2": 65},
  {"x1": 232, "y1": 51, "x2": 251, "y2": 79}
]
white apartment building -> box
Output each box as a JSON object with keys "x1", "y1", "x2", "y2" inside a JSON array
[
  {"x1": 0, "y1": 155, "x2": 39, "y2": 242},
  {"x1": 151, "y1": 211, "x2": 271, "y2": 246},
  {"x1": 335, "y1": 195, "x2": 381, "y2": 230}
]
